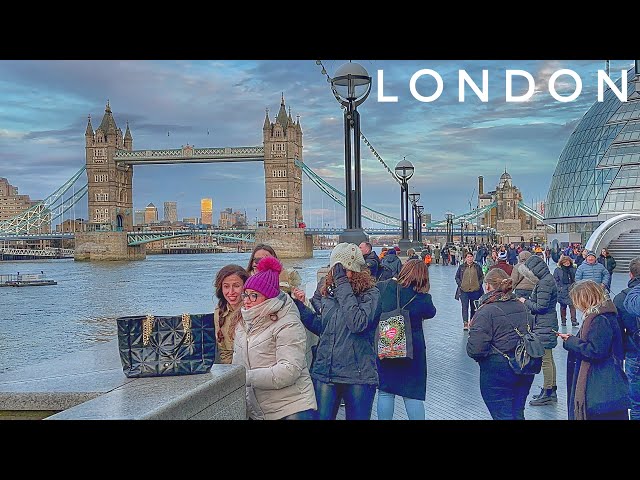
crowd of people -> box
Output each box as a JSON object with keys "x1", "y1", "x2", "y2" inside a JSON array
[{"x1": 210, "y1": 238, "x2": 636, "y2": 421}]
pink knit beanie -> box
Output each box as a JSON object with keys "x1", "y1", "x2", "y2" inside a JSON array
[{"x1": 243, "y1": 256, "x2": 283, "y2": 299}]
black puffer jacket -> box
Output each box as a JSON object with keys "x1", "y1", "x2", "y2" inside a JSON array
[
  {"x1": 467, "y1": 291, "x2": 530, "y2": 360},
  {"x1": 522, "y1": 255, "x2": 559, "y2": 349},
  {"x1": 295, "y1": 275, "x2": 380, "y2": 385}
]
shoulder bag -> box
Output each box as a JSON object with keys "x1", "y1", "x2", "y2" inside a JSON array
[{"x1": 117, "y1": 312, "x2": 216, "y2": 378}]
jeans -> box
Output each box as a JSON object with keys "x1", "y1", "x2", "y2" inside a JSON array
[
  {"x1": 479, "y1": 354, "x2": 535, "y2": 420},
  {"x1": 541, "y1": 348, "x2": 557, "y2": 389},
  {"x1": 559, "y1": 304, "x2": 577, "y2": 323},
  {"x1": 313, "y1": 379, "x2": 376, "y2": 420},
  {"x1": 376, "y1": 390, "x2": 425, "y2": 420},
  {"x1": 625, "y1": 355, "x2": 640, "y2": 420},
  {"x1": 280, "y1": 408, "x2": 318, "y2": 420},
  {"x1": 460, "y1": 289, "x2": 482, "y2": 323}
]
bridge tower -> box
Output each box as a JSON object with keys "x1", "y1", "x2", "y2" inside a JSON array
[
  {"x1": 84, "y1": 101, "x2": 134, "y2": 231},
  {"x1": 257, "y1": 95, "x2": 312, "y2": 257},
  {"x1": 76, "y1": 102, "x2": 144, "y2": 261},
  {"x1": 262, "y1": 94, "x2": 304, "y2": 228}
]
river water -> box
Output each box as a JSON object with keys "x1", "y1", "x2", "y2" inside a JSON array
[{"x1": 0, "y1": 250, "x2": 333, "y2": 373}]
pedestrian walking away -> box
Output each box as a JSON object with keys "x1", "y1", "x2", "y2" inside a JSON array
[
  {"x1": 375, "y1": 260, "x2": 437, "y2": 420},
  {"x1": 466, "y1": 268, "x2": 535, "y2": 420}
]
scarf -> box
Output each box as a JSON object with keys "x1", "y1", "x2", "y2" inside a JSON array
[
  {"x1": 478, "y1": 289, "x2": 516, "y2": 307},
  {"x1": 216, "y1": 305, "x2": 242, "y2": 344},
  {"x1": 241, "y1": 294, "x2": 285, "y2": 333},
  {"x1": 561, "y1": 264, "x2": 575, "y2": 284},
  {"x1": 573, "y1": 299, "x2": 617, "y2": 420}
]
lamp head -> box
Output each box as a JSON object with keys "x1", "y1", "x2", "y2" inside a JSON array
[
  {"x1": 331, "y1": 62, "x2": 372, "y2": 107},
  {"x1": 394, "y1": 159, "x2": 415, "y2": 181}
]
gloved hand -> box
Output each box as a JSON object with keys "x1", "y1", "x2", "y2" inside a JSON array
[{"x1": 333, "y1": 262, "x2": 347, "y2": 279}]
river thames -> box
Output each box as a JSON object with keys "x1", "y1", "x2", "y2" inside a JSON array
[{"x1": 0, "y1": 250, "x2": 333, "y2": 373}]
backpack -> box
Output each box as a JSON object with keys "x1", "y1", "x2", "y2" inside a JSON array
[
  {"x1": 376, "y1": 281, "x2": 417, "y2": 359},
  {"x1": 377, "y1": 264, "x2": 395, "y2": 282},
  {"x1": 488, "y1": 305, "x2": 544, "y2": 375}
]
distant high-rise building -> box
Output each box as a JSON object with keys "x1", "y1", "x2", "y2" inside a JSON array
[
  {"x1": 164, "y1": 201, "x2": 177, "y2": 223},
  {"x1": 201, "y1": 198, "x2": 213, "y2": 225},
  {"x1": 219, "y1": 208, "x2": 247, "y2": 228},
  {"x1": 144, "y1": 203, "x2": 158, "y2": 224},
  {"x1": 0, "y1": 177, "x2": 49, "y2": 232},
  {"x1": 134, "y1": 209, "x2": 145, "y2": 225},
  {"x1": 219, "y1": 208, "x2": 233, "y2": 228}
]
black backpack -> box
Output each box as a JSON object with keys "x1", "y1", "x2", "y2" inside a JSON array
[{"x1": 377, "y1": 264, "x2": 395, "y2": 282}]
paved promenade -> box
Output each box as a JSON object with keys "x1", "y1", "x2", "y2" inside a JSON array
[{"x1": 337, "y1": 259, "x2": 629, "y2": 420}]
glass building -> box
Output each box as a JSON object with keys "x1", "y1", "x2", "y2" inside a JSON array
[{"x1": 545, "y1": 63, "x2": 640, "y2": 245}]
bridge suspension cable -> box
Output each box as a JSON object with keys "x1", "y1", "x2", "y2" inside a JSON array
[
  {"x1": 296, "y1": 159, "x2": 401, "y2": 227},
  {"x1": 0, "y1": 166, "x2": 87, "y2": 234}
]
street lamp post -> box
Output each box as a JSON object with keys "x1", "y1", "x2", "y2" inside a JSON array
[
  {"x1": 395, "y1": 158, "x2": 415, "y2": 255},
  {"x1": 417, "y1": 205, "x2": 424, "y2": 246},
  {"x1": 480, "y1": 224, "x2": 485, "y2": 244},
  {"x1": 330, "y1": 61, "x2": 372, "y2": 245},
  {"x1": 408, "y1": 189, "x2": 420, "y2": 248},
  {"x1": 446, "y1": 212, "x2": 454, "y2": 245}
]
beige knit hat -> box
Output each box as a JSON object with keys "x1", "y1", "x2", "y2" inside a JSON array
[{"x1": 329, "y1": 242, "x2": 367, "y2": 272}]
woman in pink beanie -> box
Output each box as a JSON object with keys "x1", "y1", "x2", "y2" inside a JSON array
[{"x1": 232, "y1": 256, "x2": 317, "y2": 420}]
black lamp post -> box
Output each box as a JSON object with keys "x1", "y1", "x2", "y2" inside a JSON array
[
  {"x1": 408, "y1": 189, "x2": 420, "y2": 248},
  {"x1": 417, "y1": 205, "x2": 424, "y2": 246},
  {"x1": 480, "y1": 224, "x2": 486, "y2": 244},
  {"x1": 446, "y1": 212, "x2": 454, "y2": 245},
  {"x1": 330, "y1": 61, "x2": 372, "y2": 246},
  {"x1": 395, "y1": 158, "x2": 415, "y2": 254},
  {"x1": 459, "y1": 219, "x2": 465, "y2": 246}
]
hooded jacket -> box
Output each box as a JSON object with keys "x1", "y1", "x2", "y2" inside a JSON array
[
  {"x1": 522, "y1": 254, "x2": 559, "y2": 349},
  {"x1": 380, "y1": 251, "x2": 403, "y2": 277}
]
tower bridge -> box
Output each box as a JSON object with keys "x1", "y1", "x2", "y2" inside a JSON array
[{"x1": 1, "y1": 95, "x2": 550, "y2": 260}]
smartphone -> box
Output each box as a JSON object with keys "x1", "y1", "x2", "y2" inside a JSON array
[{"x1": 551, "y1": 329, "x2": 560, "y2": 335}]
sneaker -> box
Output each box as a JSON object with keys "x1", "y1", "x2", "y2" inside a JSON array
[
  {"x1": 571, "y1": 320, "x2": 579, "y2": 327},
  {"x1": 561, "y1": 320, "x2": 567, "y2": 327},
  {"x1": 463, "y1": 321, "x2": 469, "y2": 331},
  {"x1": 529, "y1": 388, "x2": 558, "y2": 406},
  {"x1": 531, "y1": 386, "x2": 545, "y2": 400}
]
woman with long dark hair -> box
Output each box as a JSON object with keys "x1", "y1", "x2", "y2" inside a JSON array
[
  {"x1": 213, "y1": 264, "x2": 250, "y2": 364},
  {"x1": 246, "y1": 243, "x2": 277, "y2": 275},
  {"x1": 467, "y1": 268, "x2": 535, "y2": 420},
  {"x1": 375, "y1": 259, "x2": 436, "y2": 420},
  {"x1": 292, "y1": 242, "x2": 380, "y2": 420}
]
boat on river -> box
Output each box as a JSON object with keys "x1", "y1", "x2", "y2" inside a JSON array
[{"x1": 0, "y1": 273, "x2": 57, "y2": 287}]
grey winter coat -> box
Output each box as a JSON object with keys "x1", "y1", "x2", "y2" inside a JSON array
[
  {"x1": 522, "y1": 255, "x2": 559, "y2": 349},
  {"x1": 295, "y1": 275, "x2": 381, "y2": 385},
  {"x1": 511, "y1": 262, "x2": 538, "y2": 293}
]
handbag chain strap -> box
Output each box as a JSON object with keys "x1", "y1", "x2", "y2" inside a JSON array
[
  {"x1": 142, "y1": 313, "x2": 193, "y2": 346},
  {"x1": 182, "y1": 313, "x2": 193, "y2": 344}
]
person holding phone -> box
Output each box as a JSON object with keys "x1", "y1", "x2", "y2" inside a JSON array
[{"x1": 558, "y1": 280, "x2": 629, "y2": 420}]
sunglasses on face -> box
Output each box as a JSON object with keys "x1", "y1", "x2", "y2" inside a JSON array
[{"x1": 241, "y1": 292, "x2": 261, "y2": 302}]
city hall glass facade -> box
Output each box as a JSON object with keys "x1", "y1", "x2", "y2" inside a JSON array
[{"x1": 546, "y1": 66, "x2": 640, "y2": 244}]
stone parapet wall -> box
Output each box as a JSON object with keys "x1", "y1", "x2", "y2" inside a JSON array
[
  {"x1": 255, "y1": 228, "x2": 313, "y2": 259},
  {"x1": 74, "y1": 231, "x2": 145, "y2": 261}
]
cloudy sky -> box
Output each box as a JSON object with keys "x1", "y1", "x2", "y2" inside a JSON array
[{"x1": 0, "y1": 59, "x2": 634, "y2": 229}]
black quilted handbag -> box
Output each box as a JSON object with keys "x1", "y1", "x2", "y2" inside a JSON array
[{"x1": 117, "y1": 313, "x2": 216, "y2": 378}]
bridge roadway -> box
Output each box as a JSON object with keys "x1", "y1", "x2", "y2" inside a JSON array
[{"x1": 335, "y1": 259, "x2": 630, "y2": 420}]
